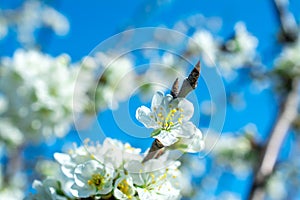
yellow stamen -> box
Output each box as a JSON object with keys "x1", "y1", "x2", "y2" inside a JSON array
[
  {"x1": 117, "y1": 179, "x2": 132, "y2": 199},
  {"x1": 87, "y1": 174, "x2": 105, "y2": 191}
]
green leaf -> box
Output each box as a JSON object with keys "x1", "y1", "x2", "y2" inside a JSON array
[{"x1": 151, "y1": 129, "x2": 161, "y2": 137}]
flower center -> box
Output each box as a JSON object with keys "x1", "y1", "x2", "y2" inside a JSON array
[
  {"x1": 155, "y1": 107, "x2": 184, "y2": 130},
  {"x1": 88, "y1": 174, "x2": 105, "y2": 190},
  {"x1": 117, "y1": 179, "x2": 132, "y2": 199}
]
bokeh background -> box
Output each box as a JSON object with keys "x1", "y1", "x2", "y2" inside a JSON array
[{"x1": 1, "y1": 0, "x2": 300, "y2": 199}]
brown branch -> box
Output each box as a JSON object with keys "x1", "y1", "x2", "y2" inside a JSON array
[
  {"x1": 271, "y1": 0, "x2": 298, "y2": 43},
  {"x1": 142, "y1": 61, "x2": 201, "y2": 163},
  {"x1": 248, "y1": 78, "x2": 300, "y2": 200},
  {"x1": 178, "y1": 61, "x2": 201, "y2": 98},
  {"x1": 171, "y1": 78, "x2": 179, "y2": 98},
  {"x1": 142, "y1": 139, "x2": 164, "y2": 163}
]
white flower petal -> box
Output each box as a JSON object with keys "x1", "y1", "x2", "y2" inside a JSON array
[
  {"x1": 173, "y1": 128, "x2": 204, "y2": 153},
  {"x1": 113, "y1": 176, "x2": 135, "y2": 200},
  {"x1": 161, "y1": 94, "x2": 173, "y2": 108},
  {"x1": 136, "y1": 106, "x2": 157, "y2": 128},
  {"x1": 70, "y1": 184, "x2": 92, "y2": 198},
  {"x1": 124, "y1": 160, "x2": 145, "y2": 186},
  {"x1": 154, "y1": 130, "x2": 178, "y2": 146},
  {"x1": 74, "y1": 160, "x2": 103, "y2": 187},
  {"x1": 177, "y1": 98, "x2": 194, "y2": 121},
  {"x1": 187, "y1": 130, "x2": 204, "y2": 153},
  {"x1": 151, "y1": 91, "x2": 164, "y2": 110},
  {"x1": 53, "y1": 153, "x2": 71, "y2": 165},
  {"x1": 179, "y1": 122, "x2": 197, "y2": 137}
]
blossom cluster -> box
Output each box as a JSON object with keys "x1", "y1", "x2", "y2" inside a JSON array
[
  {"x1": 206, "y1": 126, "x2": 258, "y2": 176},
  {"x1": 274, "y1": 36, "x2": 300, "y2": 78},
  {"x1": 0, "y1": 49, "x2": 85, "y2": 143},
  {"x1": 27, "y1": 138, "x2": 183, "y2": 200},
  {"x1": 27, "y1": 88, "x2": 205, "y2": 199},
  {"x1": 0, "y1": 0, "x2": 69, "y2": 45},
  {"x1": 81, "y1": 52, "x2": 137, "y2": 111},
  {"x1": 188, "y1": 22, "x2": 258, "y2": 71}
]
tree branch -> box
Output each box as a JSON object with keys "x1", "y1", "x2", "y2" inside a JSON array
[
  {"x1": 248, "y1": 78, "x2": 300, "y2": 200},
  {"x1": 271, "y1": 0, "x2": 299, "y2": 43}
]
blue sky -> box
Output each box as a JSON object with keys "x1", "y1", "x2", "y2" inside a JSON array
[{"x1": 2, "y1": 0, "x2": 300, "y2": 198}]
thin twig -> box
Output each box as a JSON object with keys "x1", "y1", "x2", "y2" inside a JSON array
[
  {"x1": 171, "y1": 78, "x2": 179, "y2": 98},
  {"x1": 178, "y1": 61, "x2": 201, "y2": 98},
  {"x1": 248, "y1": 78, "x2": 300, "y2": 200},
  {"x1": 142, "y1": 139, "x2": 165, "y2": 163},
  {"x1": 142, "y1": 61, "x2": 201, "y2": 163},
  {"x1": 271, "y1": 0, "x2": 298, "y2": 43}
]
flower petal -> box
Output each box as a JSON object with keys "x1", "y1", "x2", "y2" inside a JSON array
[
  {"x1": 179, "y1": 122, "x2": 198, "y2": 138},
  {"x1": 124, "y1": 160, "x2": 144, "y2": 186},
  {"x1": 74, "y1": 160, "x2": 104, "y2": 187},
  {"x1": 161, "y1": 94, "x2": 173, "y2": 108},
  {"x1": 154, "y1": 130, "x2": 178, "y2": 146},
  {"x1": 136, "y1": 106, "x2": 157, "y2": 128},
  {"x1": 70, "y1": 184, "x2": 92, "y2": 198},
  {"x1": 151, "y1": 91, "x2": 164, "y2": 110},
  {"x1": 177, "y1": 98, "x2": 194, "y2": 121},
  {"x1": 174, "y1": 128, "x2": 204, "y2": 153}
]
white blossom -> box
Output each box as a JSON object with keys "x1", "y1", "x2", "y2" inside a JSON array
[
  {"x1": 54, "y1": 138, "x2": 142, "y2": 178},
  {"x1": 138, "y1": 52, "x2": 186, "y2": 100},
  {"x1": 0, "y1": 49, "x2": 86, "y2": 140},
  {"x1": 25, "y1": 179, "x2": 67, "y2": 200},
  {"x1": 0, "y1": 187, "x2": 24, "y2": 200},
  {"x1": 83, "y1": 52, "x2": 137, "y2": 111},
  {"x1": 136, "y1": 91, "x2": 204, "y2": 151},
  {"x1": 172, "y1": 127, "x2": 205, "y2": 153},
  {"x1": 0, "y1": 0, "x2": 69, "y2": 45},
  {"x1": 54, "y1": 146, "x2": 92, "y2": 179},
  {"x1": 207, "y1": 130, "x2": 256, "y2": 175},
  {"x1": 97, "y1": 138, "x2": 142, "y2": 168},
  {"x1": 113, "y1": 175, "x2": 136, "y2": 200},
  {"x1": 266, "y1": 172, "x2": 287, "y2": 200},
  {"x1": 125, "y1": 159, "x2": 181, "y2": 200},
  {"x1": 70, "y1": 160, "x2": 114, "y2": 198},
  {"x1": 188, "y1": 30, "x2": 218, "y2": 66},
  {"x1": 275, "y1": 37, "x2": 300, "y2": 76},
  {"x1": 28, "y1": 137, "x2": 185, "y2": 199},
  {"x1": 218, "y1": 22, "x2": 258, "y2": 70},
  {"x1": 0, "y1": 119, "x2": 24, "y2": 145}
]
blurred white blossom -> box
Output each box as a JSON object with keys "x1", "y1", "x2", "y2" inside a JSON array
[
  {"x1": 207, "y1": 129, "x2": 257, "y2": 176},
  {"x1": 0, "y1": 0, "x2": 69, "y2": 45},
  {"x1": 0, "y1": 49, "x2": 85, "y2": 141},
  {"x1": 25, "y1": 179, "x2": 67, "y2": 200},
  {"x1": 218, "y1": 22, "x2": 258, "y2": 70},
  {"x1": 82, "y1": 52, "x2": 137, "y2": 111},
  {"x1": 0, "y1": 187, "x2": 24, "y2": 200},
  {"x1": 187, "y1": 22, "x2": 258, "y2": 73},
  {"x1": 266, "y1": 171, "x2": 287, "y2": 200},
  {"x1": 275, "y1": 36, "x2": 300, "y2": 77},
  {"x1": 138, "y1": 52, "x2": 186, "y2": 100},
  {"x1": 188, "y1": 30, "x2": 218, "y2": 66},
  {"x1": 0, "y1": 164, "x2": 26, "y2": 200}
]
